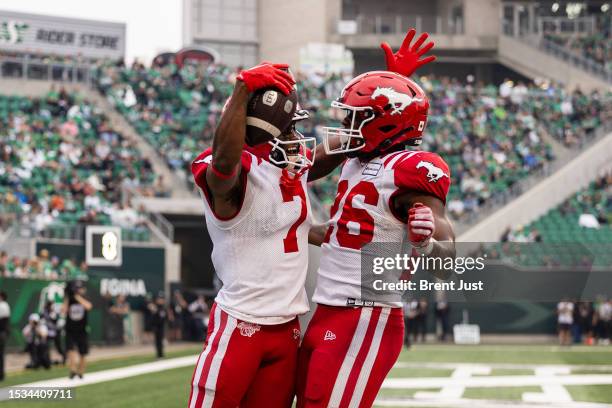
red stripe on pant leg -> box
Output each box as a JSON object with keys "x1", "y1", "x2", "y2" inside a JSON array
[
  {"x1": 195, "y1": 307, "x2": 228, "y2": 408},
  {"x1": 188, "y1": 304, "x2": 218, "y2": 408},
  {"x1": 337, "y1": 308, "x2": 382, "y2": 408}
]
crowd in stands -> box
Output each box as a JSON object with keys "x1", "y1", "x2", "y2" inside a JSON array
[
  {"x1": 0, "y1": 249, "x2": 88, "y2": 281},
  {"x1": 489, "y1": 172, "x2": 611, "y2": 267},
  {"x1": 95, "y1": 60, "x2": 612, "y2": 221},
  {"x1": 504, "y1": 171, "x2": 611, "y2": 241},
  {"x1": 95, "y1": 60, "x2": 232, "y2": 184},
  {"x1": 545, "y1": 33, "x2": 611, "y2": 70},
  {"x1": 530, "y1": 84, "x2": 611, "y2": 147},
  {"x1": 0, "y1": 86, "x2": 160, "y2": 239},
  {"x1": 541, "y1": 11, "x2": 610, "y2": 70}
]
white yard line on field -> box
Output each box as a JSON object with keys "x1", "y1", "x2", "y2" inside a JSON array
[
  {"x1": 375, "y1": 397, "x2": 612, "y2": 408},
  {"x1": 383, "y1": 373, "x2": 612, "y2": 389},
  {"x1": 382, "y1": 365, "x2": 612, "y2": 407},
  {"x1": 394, "y1": 361, "x2": 612, "y2": 372},
  {"x1": 0, "y1": 355, "x2": 198, "y2": 401},
  {"x1": 2, "y1": 356, "x2": 612, "y2": 407},
  {"x1": 404, "y1": 345, "x2": 612, "y2": 353}
]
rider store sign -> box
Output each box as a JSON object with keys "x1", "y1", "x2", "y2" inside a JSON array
[{"x1": 0, "y1": 10, "x2": 125, "y2": 59}]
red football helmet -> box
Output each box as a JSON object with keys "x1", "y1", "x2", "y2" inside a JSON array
[{"x1": 323, "y1": 71, "x2": 429, "y2": 155}]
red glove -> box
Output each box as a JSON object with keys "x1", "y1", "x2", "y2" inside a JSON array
[
  {"x1": 381, "y1": 28, "x2": 436, "y2": 77},
  {"x1": 408, "y1": 202, "x2": 435, "y2": 249},
  {"x1": 236, "y1": 63, "x2": 295, "y2": 95}
]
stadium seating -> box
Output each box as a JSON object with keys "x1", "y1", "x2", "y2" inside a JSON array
[
  {"x1": 544, "y1": 33, "x2": 611, "y2": 71},
  {"x1": 0, "y1": 249, "x2": 88, "y2": 280},
  {"x1": 309, "y1": 76, "x2": 561, "y2": 219},
  {"x1": 0, "y1": 89, "x2": 154, "y2": 241},
  {"x1": 96, "y1": 61, "x2": 232, "y2": 181},
  {"x1": 96, "y1": 62, "x2": 612, "y2": 222},
  {"x1": 497, "y1": 173, "x2": 612, "y2": 267},
  {"x1": 530, "y1": 83, "x2": 610, "y2": 147}
]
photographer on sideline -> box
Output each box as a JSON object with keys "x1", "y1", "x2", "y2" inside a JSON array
[
  {"x1": 62, "y1": 280, "x2": 92, "y2": 379},
  {"x1": 22, "y1": 314, "x2": 50, "y2": 370},
  {"x1": 42, "y1": 300, "x2": 65, "y2": 364}
]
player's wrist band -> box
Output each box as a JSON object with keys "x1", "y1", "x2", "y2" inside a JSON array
[
  {"x1": 210, "y1": 163, "x2": 237, "y2": 180},
  {"x1": 414, "y1": 238, "x2": 436, "y2": 256}
]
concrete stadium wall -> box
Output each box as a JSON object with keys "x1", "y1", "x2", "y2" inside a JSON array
[
  {"x1": 463, "y1": 0, "x2": 501, "y2": 36},
  {"x1": 258, "y1": 0, "x2": 341, "y2": 69},
  {"x1": 333, "y1": 33, "x2": 499, "y2": 51},
  {"x1": 459, "y1": 132, "x2": 612, "y2": 242},
  {"x1": 165, "y1": 243, "x2": 182, "y2": 293}
]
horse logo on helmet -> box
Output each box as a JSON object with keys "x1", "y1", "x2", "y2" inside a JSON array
[{"x1": 371, "y1": 87, "x2": 423, "y2": 115}]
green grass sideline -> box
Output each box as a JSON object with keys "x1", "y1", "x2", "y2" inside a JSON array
[{"x1": 0, "y1": 346, "x2": 201, "y2": 388}]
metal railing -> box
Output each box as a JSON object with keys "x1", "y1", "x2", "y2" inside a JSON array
[
  {"x1": 503, "y1": 16, "x2": 597, "y2": 37},
  {"x1": 522, "y1": 35, "x2": 612, "y2": 83},
  {"x1": 121, "y1": 185, "x2": 175, "y2": 243},
  {"x1": 537, "y1": 16, "x2": 597, "y2": 35},
  {"x1": 147, "y1": 211, "x2": 175, "y2": 243},
  {"x1": 36, "y1": 223, "x2": 152, "y2": 243},
  {"x1": 338, "y1": 14, "x2": 464, "y2": 36},
  {"x1": 0, "y1": 54, "x2": 96, "y2": 85}
]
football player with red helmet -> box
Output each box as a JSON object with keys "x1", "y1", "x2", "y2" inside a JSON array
[
  {"x1": 188, "y1": 62, "x2": 347, "y2": 408},
  {"x1": 296, "y1": 30, "x2": 455, "y2": 407}
]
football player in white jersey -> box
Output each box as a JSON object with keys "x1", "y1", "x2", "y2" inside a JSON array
[
  {"x1": 296, "y1": 31, "x2": 456, "y2": 407},
  {"x1": 188, "y1": 62, "x2": 345, "y2": 408}
]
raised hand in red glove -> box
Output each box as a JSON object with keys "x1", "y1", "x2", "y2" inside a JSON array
[
  {"x1": 236, "y1": 62, "x2": 295, "y2": 95},
  {"x1": 408, "y1": 202, "x2": 435, "y2": 251},
  {"x1": 381, "y1": 28, "x2": 436, "y2": 77}
]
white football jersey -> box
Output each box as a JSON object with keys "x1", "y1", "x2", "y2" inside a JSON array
[
  {"x1": 192, "y1": 148, "x2": 311, "y2": 324},
  {"x1": 313, "y1": 150, "x2": 451, "y2": 308}
]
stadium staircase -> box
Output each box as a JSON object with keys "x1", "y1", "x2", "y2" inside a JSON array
[
  {"x1": 0, "y1": 78, "x2": 186, "y2": 269},
  {"x1": 75, "y1": 86, "x2": 192, "y2": 199},
  {"x1": 448, "y1": 121, "x2": 577, "y2": 236},
  {"x1": 498, "y1": 35, "x2": 611, "y2": 91},
  {"x1": 0, "y1": 78, "x2": 190, "y2": 200},
  {"x1": 459, "y1": 130, "x2": 612, "y2": 242}
]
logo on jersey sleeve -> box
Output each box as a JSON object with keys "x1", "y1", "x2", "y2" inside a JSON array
[
  {"x1": 293, "y1": 328, "x2": 301, "y2": 340},
  {"x1": 416, "y1": 160, "x2": 449, "y2": 183},
  {"x1": 237, "y1": 322, "x2": 261, "y2": 337},
  {"x1": 194, "y1": 155, "x2": 213, "y2": 165},
  {"x1": 371, "y1": 87, "x2": 424, "y2": 115}
]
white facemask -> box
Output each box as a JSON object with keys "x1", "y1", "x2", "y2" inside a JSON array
[
  {"x1": 268, "y1": 130, "x2": 316, "y2": 173},
  {"x1": 322, "y1": 101, "x2": 375, "y2": 155}
]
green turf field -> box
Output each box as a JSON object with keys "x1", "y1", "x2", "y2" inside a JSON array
[
  {"x1": 0, "y1": 346, "x2": 202, "y2": 388},
  {"x1": 1, "y1": 344, "x2": 611, "y2": 407}
]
